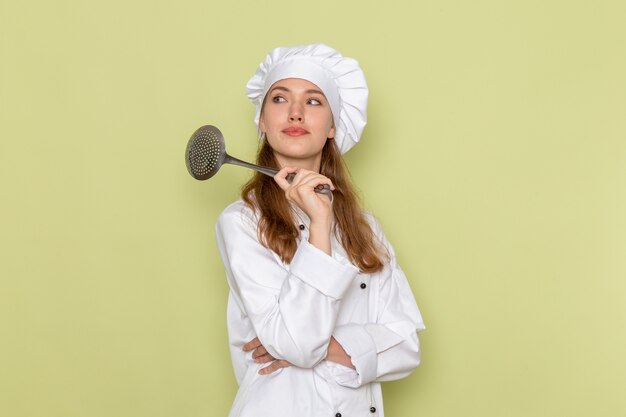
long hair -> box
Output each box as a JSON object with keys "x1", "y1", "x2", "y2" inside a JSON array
[{"x1": 242, "y1": 139, "x2": 387, "y2": 273}]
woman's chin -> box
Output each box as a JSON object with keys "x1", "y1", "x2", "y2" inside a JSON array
[
  {"x1": 273, "y1": 150, "x2": 323, "y2": 168},
  {"x1": 275, "y1": 146, "x2": 321, "y2": 160}
]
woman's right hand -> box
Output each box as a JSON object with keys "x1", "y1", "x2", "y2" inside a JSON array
[
  {"x1": 325, "y1": 336, "x2": 355, "y2": 369},
  {"x1": 274, "y1": 167, "x2": 335, "y2": 255},
  {"x1": 273, "y1": 167, "x2": 335, "y2": 223}
]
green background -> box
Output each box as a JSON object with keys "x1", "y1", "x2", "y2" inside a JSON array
[{"x1": 1, "y1": 0, "x2": 625, "y2": 416}]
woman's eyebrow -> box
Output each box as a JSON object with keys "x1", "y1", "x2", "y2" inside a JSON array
[
  {"x1": 268, "y1": 86, "x2": 325, "y2": 96},
  {"x1": 269, "y1": 86, "x2": 290, "y2": 94}
]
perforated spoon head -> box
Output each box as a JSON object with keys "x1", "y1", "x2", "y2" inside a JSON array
[{"x1": 185, "y1": 125, "x2": 225, "y2": 180}]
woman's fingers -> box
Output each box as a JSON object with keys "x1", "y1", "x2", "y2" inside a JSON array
[
  {"x1": 274, "y1": 167, "x2": 334, "y2": 222},
  {"x1": 243, "y1": 338, "x2": 274, "y2": 363},
  {"x1": 242, "y1": 337, "x2": 262, "y2": 352},
  {"x1": 284, "y1": 172, "x2": 335, "y2": 203},
  {"x1": 298, "y1": 173, "x2": 334, "y2": 193},
  {"x1": 254, "y1": 353, "x2": 274, "y2": 364},
  {"x1": 259, "y1": 359, "x2": 292, "y2": 375},
  {"x1": 274, "y1": 167, "x2": 335, "y2": 194},
  {"x1": 252, "y1": 345, "x2": 268, "y2": 359},
  {"x1": 273, "y1": 166, "x2": 299, "y2": 190},
  {"x1": 243, "y1": 337, "x2": 292, "y2": 374},
  {"x1": 293, "y1": 169, "x2": 334, "y2": 189}
]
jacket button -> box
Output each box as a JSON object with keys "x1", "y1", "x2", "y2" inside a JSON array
[
  {"x1": 299, "y1": 224, "x2": 305, "y2": 230},
  {"x1": 370, "y1": 406, "x2": 377, "y2": 413},
  {"x1": 360, "y1": 283, "x2": 367, "y2": 289},
  {"x1": 335, "y1": 413, "x2": 342, "y2": 417}
]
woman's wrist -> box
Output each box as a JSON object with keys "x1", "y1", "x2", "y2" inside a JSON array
[
  {"x1": 309, "y1": 219, "x2": 332, "y2": 255},
  {"x1": 325, "y1": 336, "x2": 355, "y2": 369}
]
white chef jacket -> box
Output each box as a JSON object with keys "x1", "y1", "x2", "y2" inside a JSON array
[{"x1": 215, "y1": 199, "x2": 425, "y2": 417}]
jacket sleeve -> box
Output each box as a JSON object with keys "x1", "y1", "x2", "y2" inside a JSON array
[
  {"x1": 216, "y1": 204, "x2": 360, "y2": 368},
  {"x1": 329, "y1": 219, "x2": 426, "y2": 388}
]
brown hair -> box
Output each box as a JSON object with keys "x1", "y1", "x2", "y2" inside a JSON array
[{"x1": 242, "y1": 139, "x2": 387, "y2": 273}]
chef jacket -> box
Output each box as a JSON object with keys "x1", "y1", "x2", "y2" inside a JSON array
[{"x1": 215, "y1": 200, "x2": 426, "y2": 417}]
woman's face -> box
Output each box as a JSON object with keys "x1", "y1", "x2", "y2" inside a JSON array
[{"x1": 259, "y1": 78, "x2": 335, "y2": 170}]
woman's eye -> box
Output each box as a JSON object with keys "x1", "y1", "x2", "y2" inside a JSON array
[
  {"x1": 308, "y1": 98, "x2": 322, "y2": 105},
  {"x1": 272, "y1": 96, "x2": 286, "y2": 103}
]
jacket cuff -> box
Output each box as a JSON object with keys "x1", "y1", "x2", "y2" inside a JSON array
[
  {"x1": 332, "y1": 323, "x2": 378, "y2": 386},
  {"x1": 290, "y1": 240, "x2": 359, "y2": 299}
]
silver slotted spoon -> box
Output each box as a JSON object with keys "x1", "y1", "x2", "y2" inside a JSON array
[{"x1": 185, "y1": 125, "x2": 333, "y2": 201}]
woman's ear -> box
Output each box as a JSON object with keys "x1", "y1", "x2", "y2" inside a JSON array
[
  {"x1": 259, "y1": 113, "x2": 266, "y2": 134},
  {"x1": 328, "y1": 124, "x2": 336, "y2": 140}
]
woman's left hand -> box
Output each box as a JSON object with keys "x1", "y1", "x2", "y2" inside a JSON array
[
  {"x1": 243, "y1": 336, "x2": 355, "y2": 374},
  {"x1": 243, "y1": 337, "x2": 293, "y2": 375}
]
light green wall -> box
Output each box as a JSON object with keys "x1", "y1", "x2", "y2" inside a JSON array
[{"x1": 1, "y1": 0, "x2": 625, "y2": 416}]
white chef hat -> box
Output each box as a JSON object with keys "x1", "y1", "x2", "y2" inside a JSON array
[{"x1": 246, "y1": 43, "x2": 368, "y2": 155}]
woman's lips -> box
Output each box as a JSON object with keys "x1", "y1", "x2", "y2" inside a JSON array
[{"x1": 282, "y1": 127, "x2": 309, "y2": 136}]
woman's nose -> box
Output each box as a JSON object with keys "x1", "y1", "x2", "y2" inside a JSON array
[{"x1": 289, "y1": 104, "x2": 304, "y2": 122}]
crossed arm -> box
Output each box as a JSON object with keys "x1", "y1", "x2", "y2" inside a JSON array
[{"x1": 244, "y1": 335, "x2": 354, "y2": 375}]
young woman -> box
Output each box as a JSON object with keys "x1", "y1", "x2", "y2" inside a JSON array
[{"x1": 215, "y1": 43, "x2": 425, "y2": 417}]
